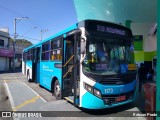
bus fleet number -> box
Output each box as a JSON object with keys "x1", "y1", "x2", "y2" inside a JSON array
[{"x1": 105, "y1": 88, "x2": 113, "y2": 94}]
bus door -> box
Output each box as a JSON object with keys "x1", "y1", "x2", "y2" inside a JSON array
[
  {"x1": 24, "y1": 52, "x2": 27, "y2": 75},
  {"x1": 62, "y1": 31, "x2": 81, "y2": 106},
  {"x1": 32, "y1": 48, "x2": 37, "y2": 82},
  {"x1": 36, "y1": 47, "x2": 41, "y2": 83}
]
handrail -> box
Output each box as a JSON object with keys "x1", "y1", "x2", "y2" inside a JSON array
[
  {"x1": 63, "y1": 65, "x2": 74, "y2": 78},
  {"x1": 63, "y1": 55, "x2": 74, "y2": 67}
]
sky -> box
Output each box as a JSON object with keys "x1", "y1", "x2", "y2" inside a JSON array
[
  {"x1": 0, "y1": 0, "x2": 157, "y2": 45},
  {"x1": 0, "y1": 0, "x2": 77, "y2": 44}
]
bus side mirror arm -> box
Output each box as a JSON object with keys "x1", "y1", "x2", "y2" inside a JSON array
[
  {"x1": 80, "y1": 54, "x2": 86, "y2": 64},
  {"x1": 80, "y1": 37, "x2": 86, "y2": 64},
  {"x1": 81, "y1": 38, "x2": 86, "y2": 54}
]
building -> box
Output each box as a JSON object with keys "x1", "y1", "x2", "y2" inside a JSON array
[
  {"x1": 0, "y1": 28, "x2": 14, "y2": 71},
  {"x1": 9, "y1": 41, "x2": 27, "y2": 68}
]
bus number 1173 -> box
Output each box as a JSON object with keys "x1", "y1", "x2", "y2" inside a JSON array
[{"x1": 105, "y1": 88, "x2": 113, "y2": 94}]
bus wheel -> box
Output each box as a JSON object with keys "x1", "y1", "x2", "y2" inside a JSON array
[
  {"x1": 54, "y1": 80, "x2": 61, "y2": 100},
  {"x1": 27, "y1": 71, "x2": 31, "y2": 82}
]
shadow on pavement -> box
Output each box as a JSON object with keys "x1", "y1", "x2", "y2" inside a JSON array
[{"x1": 80, "y1": 102, "x2": 135, "y2": 116}]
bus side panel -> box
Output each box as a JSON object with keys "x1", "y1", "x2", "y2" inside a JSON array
[
  {"x1": 39, "y1": 61, "x2": 62, "y2": 91},
  {"x1": 51, "y1": 62, "x2": 62, "y2": 88}
]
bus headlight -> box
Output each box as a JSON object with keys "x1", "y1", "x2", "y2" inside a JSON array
[
  {"x1": 84, "y1": 82, "x2": 102, "y2": 98},
  {"x1": 84, "y1": 83, "x2": 93, "y2": 93},
  {"x1": 93, "y1": 88, "x2": 102, "y2": 98}
]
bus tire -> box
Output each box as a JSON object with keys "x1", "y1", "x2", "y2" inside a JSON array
[
  {"x1": 27, "y1": 70, "x2": 31, "y2": 82},
  {"x1": 54, "y1": 80, "x2": 61, "y2": 100}
]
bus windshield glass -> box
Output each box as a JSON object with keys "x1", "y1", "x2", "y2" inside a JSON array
[{"x1": 82, "y1": 36, "x2": 132, "y2": 75}]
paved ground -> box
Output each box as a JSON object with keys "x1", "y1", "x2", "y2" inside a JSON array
[{"x1": 0, "y1": 71, "x2": 147, "y2": 120}]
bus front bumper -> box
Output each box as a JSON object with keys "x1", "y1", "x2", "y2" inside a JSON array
[{"x1": 81, "y1": 90, "x2": 136, "y2": 109}]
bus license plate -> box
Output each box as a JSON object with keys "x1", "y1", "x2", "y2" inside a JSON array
[{"x1": 116, "y1": 95, "x2": 126, "y2": 102}]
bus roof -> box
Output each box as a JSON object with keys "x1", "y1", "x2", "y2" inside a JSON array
[
  {"x1": 23, "y1": 19, "x2": 132, "y2": 52},
  {"x1": 23, "y1": 23, "x2": 78, "y2": 52}
]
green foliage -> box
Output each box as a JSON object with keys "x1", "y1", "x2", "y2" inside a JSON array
[{"x1": 9, "y1": 38, "x2": 32, "y2": 47}]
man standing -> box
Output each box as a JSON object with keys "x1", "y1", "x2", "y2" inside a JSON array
[{"x1": 138, "y1": 63, "x2": 146, "y2": 92}]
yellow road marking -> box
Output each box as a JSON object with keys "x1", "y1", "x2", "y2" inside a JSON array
[
  {"x1": 64, "y1": 97, "x2": 73, "y2": 103},
  {"x1": 4, "y1": 79, "x2": 40, "y2": 85},
  {"x1": 13, "y1": 96, "x2": 40, "y2": 111},
  {"x1": 4, "y1": 80, "x2": 42, "y2": 111}
]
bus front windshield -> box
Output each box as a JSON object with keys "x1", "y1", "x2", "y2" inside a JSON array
[{"x1": 82, "y1": 37, "x2": 132, "y2": 75}]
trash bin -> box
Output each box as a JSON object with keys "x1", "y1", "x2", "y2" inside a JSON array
[{"x1": 144, "y1": 82, "x2": 156, "y2": 120}]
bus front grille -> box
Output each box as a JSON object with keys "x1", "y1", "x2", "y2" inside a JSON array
[
  {"x1": 98, "y1": 75, "x2": 135, "y2": 85},
  {"x1": 99, "y1": 77, "x2": 122, "y2": 85}
]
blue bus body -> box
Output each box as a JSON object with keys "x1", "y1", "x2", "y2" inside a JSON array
[{"x1": 22, "y1": 20, "x2": 137, "y2": 109}]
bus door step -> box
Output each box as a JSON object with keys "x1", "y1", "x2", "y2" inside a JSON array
[
  {"x1": 63, "y1": 79, "x2": 73, "y2": 86},
  {"x1": 63, "y1": 85, "x2": 72, "y2": 90},
  {"x1": 64, "y1": 96, "x2": 74, "y2": 103},
  {"x1": 63, "y1": 89, "x2": 73, "y2": 96},
  {"x1": 63, "y1": 79, "x2": 74, "y2": 96}
]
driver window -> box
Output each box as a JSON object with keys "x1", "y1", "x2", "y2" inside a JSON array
[{"x1": 97, "y1": 44, "x2": 109, "y2": 63}]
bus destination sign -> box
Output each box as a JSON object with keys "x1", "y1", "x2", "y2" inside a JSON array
[{"x1": 97, "y1": 25, "x2": 126, "y2": 36}]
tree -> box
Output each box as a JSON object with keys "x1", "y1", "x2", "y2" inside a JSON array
[{"x1": 9, "y1": 38, "x2": 32, "y2": 48}]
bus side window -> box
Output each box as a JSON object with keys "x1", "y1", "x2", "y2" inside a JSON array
[
  {"x1": 51, "y1": 50, "x2": 57, "y2": 60},
  {"x1": 50, "y1": 38, "x2": 62, "y2": 61},
  {"x1": 57, "y1": 49, "x2": 62, "y2": 60},
  {"x1": 42, "y1": 42, "x2": 50, "y2": 61}
]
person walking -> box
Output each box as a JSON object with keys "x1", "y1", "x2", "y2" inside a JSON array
[
  {"x1": 138, "y1": 63, "x2": 146, "y2": 92},
  {"x1": 147, "y1": 68, "x2": 154, "y2": 81}
]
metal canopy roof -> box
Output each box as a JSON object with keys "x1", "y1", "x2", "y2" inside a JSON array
[{"x1": 74, "y1": 0, "x2": 157, "y2": 24}]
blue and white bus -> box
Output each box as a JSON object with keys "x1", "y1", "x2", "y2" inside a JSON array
[{"x1": 22, "y1": 20, "x2": 137, "y2": 109}]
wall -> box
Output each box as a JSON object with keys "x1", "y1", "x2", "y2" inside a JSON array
[
  {"x1": 0, "y1": 36, "x2": 9, "y2": 48},
  {"x1": 131, "y1": 22, "x2": 157, "y2": 69},
  {"x1": 131, "y1": 22, "x2": 156, "y2": 51},
  {"x1": 0, "y1": 31, "x2": 12, "y2": 71},
  {"x1": 156, "y1": 0, "x2": 160, "y2": 113},
  {"x1": 0, "y1": 57, "x2": 9, "y2": 71}
]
